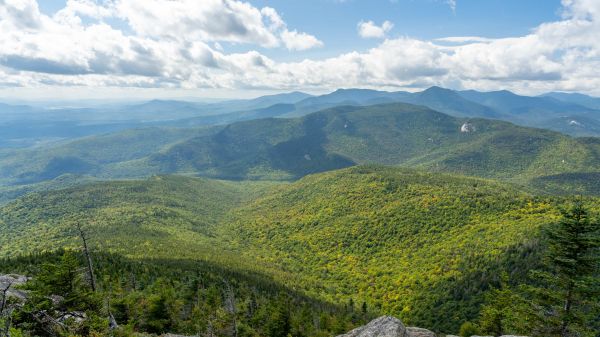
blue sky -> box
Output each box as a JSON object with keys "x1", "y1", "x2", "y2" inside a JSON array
[
  {"x1": 0, "y1": 0, "x2": 598, "y2": 100},
  {"x1": 36, "y1": 0, "x2": 565, "y2": 61},
  {"x1": 248, "y1": 0, "x2": 563, "y2": 59}
]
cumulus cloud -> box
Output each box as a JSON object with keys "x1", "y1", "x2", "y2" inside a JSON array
[
  {"x1": 115, "y1": 0, "x2": 280, "y2": 47},
  {"x1": 1, "y1": 0, "x2": 600, "y2": 96},
  {"x1": 281, "y1": 30, "x2": 324, "y2": 51},
  {"x1": 357, "y1": 20, "x2": 394, "y2": 39}
]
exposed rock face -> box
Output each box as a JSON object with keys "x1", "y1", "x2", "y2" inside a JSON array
[
  {"x1": 460, "y1": 122, "x2": 476, "y2": 133},
  {"x1": 338, "y1": 316, "x2": 529, "y2": 337},
  {"x1": 337, "y1": 316, "x2": 409, "y2": 337},
  {"x1": 407, "y1": 327, "x2": 436, "y2": 337},
  {"x1": 0, "y1": 274, "x2": 29, "y2": 300}
]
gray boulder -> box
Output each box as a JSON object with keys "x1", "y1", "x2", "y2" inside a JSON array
[
  {"x1": 0, "y1": 274, "x2": 29, "y2": 300},
  {"x1": 337, "y1": 316, "x2": 409, "y2": 337},
  {"x1": 407, "y1": 327, "x2": 436, "y2": 337}
]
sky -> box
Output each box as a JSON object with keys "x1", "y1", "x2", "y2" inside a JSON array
[{"x1": 0, "y1": 0, "x2": 599, "y2": 100}]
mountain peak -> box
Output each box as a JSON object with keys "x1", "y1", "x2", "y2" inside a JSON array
[{"x1": 422, "y1": 86, "x2": 456, "y2": 95}]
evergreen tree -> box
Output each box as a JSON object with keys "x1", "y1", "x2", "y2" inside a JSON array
[
  {"x1": 478, "y1": 275, "x2": 533, "y2": 336},
  {"x1": 531, "y1": 201, "x2": 600, "y2": 337},
  {"x1": 15, "y1": 251, "x2": 104, "y2": 336}
]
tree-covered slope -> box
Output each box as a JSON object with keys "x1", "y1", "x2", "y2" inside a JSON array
[
  {"x1": 152, "y1": 103, "x2": 600, "y2": 192},
  {"x1": 223, "y1": 166, "x2": 583, "y2": 331},
  {"x1": 0, "y1": 166, "x2": 598, "y2": 332},
  {"x1": 2, "y1": 103, "x2": 600, "y2": 196},
  {"x1": 0, "y1": 127, "x2": 205, "y2": 185},
  {"x1": 1, "y1": 250, "x2": 366, "y2": 337},
  {"x1": 0, "y1": 175, "x2": 273, "y2": 260}
]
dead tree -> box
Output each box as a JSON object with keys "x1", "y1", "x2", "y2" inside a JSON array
[
  {"x1": 0, "y1": 282, "x2": 10, "y2": 314},
  {"x1": 223, "y1": 279, "x2": 238, "y2": 337},
  {"x1": 75, "y1": 222, "x2": 96, "y2": 292},
  {"x1": 1, "y1": 282, "x2": 13, "y2": 337}
]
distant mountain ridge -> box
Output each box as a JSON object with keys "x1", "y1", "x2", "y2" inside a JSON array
[
  {"x1": 2, "y1": 102, "x2": 600, "y2": 199},
  {"x1": 543, "y1": 91, "x2": 600, "y2": 110},
  {"x1": 2, "y1": 87, "x2": 600, "y2": 150}
]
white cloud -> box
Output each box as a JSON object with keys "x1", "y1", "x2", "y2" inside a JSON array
[
  {"x1": 114, "y1": 0, "x2": 281, "y2": 47},
  {"x1": 435, "y1": 36, "x2": 493, "y2": 44},
  {"x1": 357, "y1": 20, "x2": 394, "y2": 39},
  {"x1": 446, "y1": 0, "x2": 456, "y2": 13},
  {"x1": 1, "y1": 0, "x2": 600, "y2": 96},
  {"x1": 281, "y1": 30, "x2": 324, "y2": 51}
]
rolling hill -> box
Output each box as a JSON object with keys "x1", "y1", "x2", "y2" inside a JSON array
[
  {"x1": 149, "y1": 103, "x2": 600, "y2": 192},
  {"x1": 0, "y1": 92, "x2": 312, "y2": 149},
  {"x1": 0, "y1": 126, "x2": 205, "y2": 186},
  {"x1": 2, "y1": 166, "x2": 596, "y2": 332},
  {"x1": 222, "y1": 166, "x2": 574, "y2": 331},
  {"x1": 2, "y1": 103, "x2": 600, "y2": 196},
  {"x1": 0, "y1": 175, "x2": 273, "y2": 260}
]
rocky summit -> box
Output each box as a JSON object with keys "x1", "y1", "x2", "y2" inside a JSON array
[
  {"x1": 336, "y1": 316, "x2": 410, "y2": 337},
  {"x1": 337, "y1": 316, "x2": 530, "y2": 337},
  {"x1": 336, "y1": 316, "x2": 438, "y2": 337}
]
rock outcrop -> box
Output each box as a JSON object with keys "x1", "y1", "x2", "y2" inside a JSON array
[
  {"x1": 407, "y1": 327, "x2": 436, "y2": 337},
  {"x1": 336, "y1": 317, "x2": 438, "y2": 337},
  {"x1": 460, "y1": 122, "x2": 476, "y2": 133},
  {"x1": 337, "y1": 316, "x2": 528, "y2": 337},
  {"x1": 0, "y1": 274, "x2": 29, "y2": 300},
  {"x1": 337, "y1": 316, "x2": 409, "y2": 337}
]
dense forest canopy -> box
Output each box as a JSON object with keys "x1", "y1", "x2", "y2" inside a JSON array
[{"x1": 1, "y1": 166, "x2": 598, "y2": 336}]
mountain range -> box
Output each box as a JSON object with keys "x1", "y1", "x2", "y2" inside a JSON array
[
  {"x1": 1, "y1": 102, "x2": 599, "y2": 202},
  {"x1": 1, "y1": 87, "x2": 600, "y2": 335},
  {"x1": 2, "y1": 87, "x2": 600, "y2": 149}
]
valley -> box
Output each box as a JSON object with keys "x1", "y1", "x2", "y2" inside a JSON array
[
  {"x1": 1, "y1": 166, "x2": 598, "y2": 334},
  {"x1": 3, "y1": 1, "x2": 600, "y2": 335},
  {"x1": 1, "y1": 89, "x2": 599, "y2": 337},
  {"x1": 2, "y1": 101, "x2": 600, "y2": 202}
]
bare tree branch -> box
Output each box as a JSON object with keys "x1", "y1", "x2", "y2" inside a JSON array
[{"x1": 75, "y1": 222, "x2": 97, "y2": 292}]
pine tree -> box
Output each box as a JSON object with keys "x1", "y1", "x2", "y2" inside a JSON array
[
  {"x1": 478, "y1": 274, "x2": 533, "y2": 336},
  {"x1": 531, "y1": 201, "x2": 600, "y2": 337}
]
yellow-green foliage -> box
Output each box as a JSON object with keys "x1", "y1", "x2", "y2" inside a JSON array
[
  {"x1": 0, "y1": 166, "x2": 598, "y2": 332},
  {"x1": 0, "y1": 175, "x2": 272, "y2": 262},
  {"x1": 222, "y1": 166, "x2": 593, "y2": 330}
]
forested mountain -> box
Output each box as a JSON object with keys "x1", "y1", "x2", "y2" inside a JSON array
[
  {"x1": 3, "y1": 87, "x2": 599, "y2": 150},
  {"x1": 1, "y1": 166, "x2": 597, "y2": 334},
  {"x1": 268, "y1": 87, "x2": 600, "y2": 136},
  {"x1": 3, "y1": 103, "x2": 598, "y2": 197},
  {"x1": 543, "y1": 91, "x2": 600, "y2": 110},
  {"x1": 2, "y1": 89, "x2": 600, "y2": 336},
  {"x1": 2, "y1": 250, "x2": 366, "y2": 337},
  {"x1": 3, "y1": 0, "x2": 600, "y2": 335}
]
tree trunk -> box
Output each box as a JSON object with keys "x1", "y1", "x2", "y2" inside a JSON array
[
  {"x1": 561, "y1": 286, "x2": 573, "y2": 337},
  {"x1": 0, "y1": 282, "x2": 11, "y2": 314},
  {"x1": 76, "y1": 222, "x2": 97, "y2": 292}
]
